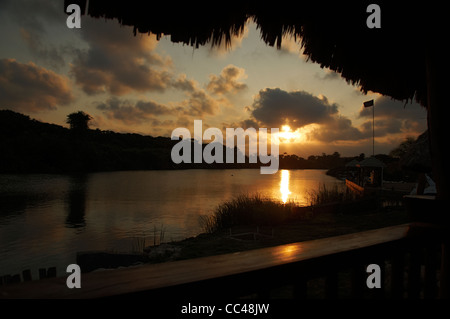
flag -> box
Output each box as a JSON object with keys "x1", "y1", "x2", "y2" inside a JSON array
[{"x1": 364, "y1": 100, "x2": 374, "y2": 107}]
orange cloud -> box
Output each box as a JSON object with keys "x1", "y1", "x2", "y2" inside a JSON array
[
  {"x1": 206, "y1": 65, "x2": 248, "y2": 95},
  {"x1": 0, "y1": 58, "x2": 73, "y2": 112}
]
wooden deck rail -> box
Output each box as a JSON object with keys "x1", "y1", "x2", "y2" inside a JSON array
[{"x1": 0, "y1": 223, "x2": 447, "y2": 299}]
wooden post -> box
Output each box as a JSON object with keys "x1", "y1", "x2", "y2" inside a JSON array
[
  {"x1": 350, "y1": 263, "x2": 365, "y2": 299},
  {"x1": 377, "y1": 260, "x2": 386, "y2": 299},
  {"x1": 11, "y1": 274, "x2": 21, "y2": 284},
  {"x1": 440, "y1": 241, "x2": 450, "y2": 299},
  {"x1": 390, "y1": 252, "x2": 405, "y2": 298},
  {"x1": 22, "y1": 270, "x2": 32, "y2": 282},
  {"x1": 426, "y1": 41, "x2": 450, "y2": 298},
  {"x1": 407, "y1": 250, "x2": 421, "y2": 299},
  {"x1": 426, "y1": 42, "x2": 450, "y2": 204},
  {"x1": 38, "y1": 268, "x2": 47, "y2": 280},
  {"x1": 38, "y1": 267, "x2": 56, "y2": 280},
  {"x1": 293, "y1": 274, "x2": 308, "y2": 299},
  {"x1": 325, "y1": 271, "x2": 338, "y2": 299},
  {"x1": 47, "y1": 267, "x2": 57, "y2": 278},
  {"x1": 424, "y1": 243, "x2": 439, "y2": 298}
]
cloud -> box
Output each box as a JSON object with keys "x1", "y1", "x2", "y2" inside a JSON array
[
  {"x1": 95, "y1": 97, "x2": 201, "y2": 137},
  {"x1": 2, "y1": 0, "x2": 70, "y2": 70},
  {"x1": 172, "y1": 74, "x2": 197, "y2": 92},
  {"x1": 19, "y1": 28, "x2": 67, "y2": 70},
  {"x1": 172, "y1": 65, "x2": 247, "y2": 117},
  {"x1": 359, "y1": 96, "x2": 425, "y2": 119},
  {"x1": 70, "y1": 18, "x2": 173, "y2": 95},
  {"x1": 96, "y1": 97, "x2": 171, "y2": 125},
  {"x1": 245, "y1": 88, "x2": 426, "y2": 145},
  {"x1": 171, "y1": 74, "x2": 221, "y2": 117},
  {"x1": 307, "y1": 116, "x2": 365, "y2": 142},
  {"x1": 96, "y1": 68, "x2": 229, "y2": 126},
  {"x1": 0, "y1": 58, "x2": 74, "y2": 112},
  {"x1": 176, "y1": 88, "x2": 221, "y2": 117},
  {"x1": 360, "y1": 118, "x2": 403, "y2": 137},
  {"x1": 300, "y1": 95, "x2": 427, "y2": 145},
  {"x1": 249, "y1": 88, "x2": 338, "y2": 128},
  {"x1": 316, "y1": 69, "x2": 341, "y2": 81},
  {"x1": 358, "y1": 96, "x2": 427, "y2": 135},
  {"x1": 245, "y1": 87, "x2": 371, "y2": 143},
  {"x1": 206, "y1": 65, "x2": 248, "y2": 95},
  {"x1": 135, "y1": 100, "x2": 171, "y2": 116},
  {"x1": 0, "y1": 0, "x2": 62, "y2": 32},
  {"x1": 239, "y1": 118, "x2": 261, "y2": 130}
]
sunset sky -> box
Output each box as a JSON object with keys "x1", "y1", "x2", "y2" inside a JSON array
[{"x1": 0, "y1": 0, "x2": 427, "y2": 158}]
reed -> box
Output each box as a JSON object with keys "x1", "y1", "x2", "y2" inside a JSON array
[
  {"x1": 307, "y1": 183, "x2": 357, "y2": 206},
  {"x1": 153, "y1": 224, "x2": 166, "y2": 246},
  {"x1": 200, "y1": 193, "x2": 297, "y2": 234},
  {"x1": 131, "y1": 236, "x2": 146, "y2": 253},
  {"x1": 200, "y1": 184, "x2": 361, "y2": 234},
  {"x1": 130, "y1": 224, "x2": 166, "y2": 253}
]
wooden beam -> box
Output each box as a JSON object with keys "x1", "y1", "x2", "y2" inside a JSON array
[{"x1": 0, "y1": 224, "x2": 413, "y2": 299}]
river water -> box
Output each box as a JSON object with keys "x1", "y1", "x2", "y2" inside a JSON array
[{"x1": 0, "y1": 169, "x2": 342, "y2": 277}]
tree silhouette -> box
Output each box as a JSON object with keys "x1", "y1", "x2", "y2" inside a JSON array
[
  {"x1": 66, "y1": 111, "x2": 92, "y2": 131},
  {"x1": 389, "y1": 136, "x2": 416, "y2": 158}
]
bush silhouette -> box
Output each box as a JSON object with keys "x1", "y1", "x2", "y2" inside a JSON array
[{"x1": 66, "y1": 111, "x2": 92, "y2": 131}]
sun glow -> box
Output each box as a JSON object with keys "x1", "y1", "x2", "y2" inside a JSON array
[{"x1": 278, "y1": 125, "x2": 302, "y2": 143}]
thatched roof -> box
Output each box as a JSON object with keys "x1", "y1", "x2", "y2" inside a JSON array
[
  {"x1": 358, "y1": 157, "x2": 386, "y2": 168},
  {"x1": 65, "y1": 0, "x2": 439, "y2": 107},
  {"x1": 345, "y1": 159, "x2": 360, "y2": 167}
]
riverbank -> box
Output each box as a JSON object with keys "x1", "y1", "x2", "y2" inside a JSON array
[
  {"x1": 77, "y1": 197, "x2": 409, "y2": 272},
  {"x1": 159, "y1": 204, "x2": 409, "y2": 263}
]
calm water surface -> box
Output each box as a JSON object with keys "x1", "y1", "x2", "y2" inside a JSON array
[{"x1": 0, "y1": 169, "x2": 342, "y2": 277}]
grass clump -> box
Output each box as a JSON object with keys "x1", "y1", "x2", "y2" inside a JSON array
[
  {"x1": 200, "y1": 184, "x2": 363, "y2": 234},
  {"x1": 200, "y1": 193, "x2": 297, "y2": 234},
  {"x1": 307, "y1": 183, "x2": 359, "y2": 206},
  {"x1": 130, "y1": 224, "x2": 166, "y2": 253}
]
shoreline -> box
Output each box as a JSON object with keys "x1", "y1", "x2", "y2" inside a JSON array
[{"x1": 77, "y1": 201, "x2": 409, "y2": 273}]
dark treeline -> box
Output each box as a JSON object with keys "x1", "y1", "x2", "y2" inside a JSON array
[
  {"x1": 279, "y1": 152, "x2": 347, "y2": 170},
  {"x1": 0, "y1": 110, "x2": 177, "y2": 173},
  {"x1": 280, "y1": 152, "x2": 410, "y2": 181},
  {"x1": 0, "y1": 110, "x2": 402, "y2": 176}
]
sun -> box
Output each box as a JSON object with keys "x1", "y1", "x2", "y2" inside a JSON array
[{"x1": 278, "y1": 125, "x2": 301, "y2": 142}]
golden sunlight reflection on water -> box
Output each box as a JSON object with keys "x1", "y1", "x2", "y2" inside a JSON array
[
  {"x1": 280, "y1": 169, "x2": 291, "y2": 203},
  {"x1": 0, "y1": 169, "x2": 343, "y2": 277}
]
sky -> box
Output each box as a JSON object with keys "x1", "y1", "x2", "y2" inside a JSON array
[{"x1": 0, "y1": 0, "x2": 427, "y2": 158}]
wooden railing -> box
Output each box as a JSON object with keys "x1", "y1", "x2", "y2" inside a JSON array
[
  {"x1": 0, "y1": 223, "x2": 447, "y2": 299},
  {"x1": 1, "y1": 267, "x2": 57, "y2": 286}
]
